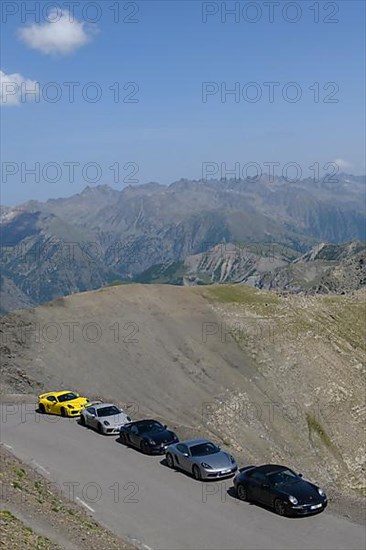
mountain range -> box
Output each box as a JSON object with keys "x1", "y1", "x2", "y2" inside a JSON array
[{"x1": 1, "y1": 173, "x2": 365, "y2": 312}]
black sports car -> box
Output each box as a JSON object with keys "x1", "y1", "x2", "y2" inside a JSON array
[
  {"x1": 119, "y1": 419, "x2": 179, "y2": 454},
  {"x1": 233, "y1": 465, "x2": 327, "y2": 516}
]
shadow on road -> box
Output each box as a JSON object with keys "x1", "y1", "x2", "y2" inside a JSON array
[{"x1": 226, "y1": 487, "x2": 323, "y2": 520}]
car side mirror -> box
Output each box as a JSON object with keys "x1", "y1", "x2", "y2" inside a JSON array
[
  {"x1": 164, "y1": 425, "x2": 167, "y2": 429},
  {"x1": 298, "y1": 473, "x2": 303, "y2": 478}
]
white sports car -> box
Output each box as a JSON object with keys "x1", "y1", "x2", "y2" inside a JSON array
[{"x1": 80, "y1": 402, "x2": 131, "y2": 435}]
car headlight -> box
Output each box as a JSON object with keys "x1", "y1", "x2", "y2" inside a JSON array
[
  {"x1": 201, "y1": 462, "x2": 213, "y2": 469},
  {"x1": 103, "y1": 421, "x2": 110, "y2": 426},
  {"x1": 289, "y1": 495, "x2": 298, "y2": 505},
  {"x1": 318, "y1": 488, "x2": 326, "y2": 497},
  {"x1": 148, "y1": 439, "x2": 156, "y2": 445}
]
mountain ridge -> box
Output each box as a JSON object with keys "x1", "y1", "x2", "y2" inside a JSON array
[{"x1": 1, "y1": 174, "x2": 365, "y2": 312}]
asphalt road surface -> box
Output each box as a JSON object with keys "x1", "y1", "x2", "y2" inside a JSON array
[{"x1": 1, "y1": 403, "x2": 365, "y2": 550}]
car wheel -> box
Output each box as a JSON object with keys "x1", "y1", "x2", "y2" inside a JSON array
[
  {"x1": 141, "y1": 441, "x2": 150, "y2": 454},
  {"x1": 61, "y1": 407, "x2": 67, "y2": 417},
  {"x1": 192, "y1": 465, "x2": 202, "y2": 481},
  {"x1": 79, "y1": 415, "x2": 86, "y2": 426},
  {"x1": 97, "y1": 423, "x2": 104, "y2": 434},
  {"x1": 274, "y1": 499, "x2": 287, "y2": 516},
  {"x1": 237, "y1": 484, "x2": 248, "y2": 501},
  {"x1": 166, "y1": 453, "x2": 174, "y2": 468},
  {"x1": 39, "y1": 404, "x2": 45, "y2": 414}
]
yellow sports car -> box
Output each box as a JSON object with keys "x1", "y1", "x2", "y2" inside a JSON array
[{"x1": 38, "y1": 391, "x2": 89, "y2": 417}]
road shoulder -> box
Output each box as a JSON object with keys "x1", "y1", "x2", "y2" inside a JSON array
[{"x1": 0, "y1": 445, "x2": 136, "y2": 550}]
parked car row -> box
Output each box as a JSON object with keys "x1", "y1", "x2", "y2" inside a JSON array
[{"x1": 37, "y1": 390, "x2": 328, "y2": 517}]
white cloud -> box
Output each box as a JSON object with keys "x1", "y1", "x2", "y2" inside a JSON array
[
  {"x1": 334, "y1": 158, "x2": 352, "y2": 170},
  {"x1": 0, "y1": 70, "x2": 39, "y2": 106},
  {"x1": 18, "y1": 10, "x2": 96, "y2": 55}
]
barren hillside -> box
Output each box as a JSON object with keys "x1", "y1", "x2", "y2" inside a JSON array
[{"x1": 1, "y1": 284, "x2": 365, "y2": 502}]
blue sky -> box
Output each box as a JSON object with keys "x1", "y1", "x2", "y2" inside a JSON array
[{"x1": 1, "y1": 0, "x2": 365, "y2": 204}]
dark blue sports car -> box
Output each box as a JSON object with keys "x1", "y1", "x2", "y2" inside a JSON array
[{"x1": 233, "y1": 464, "x2": 327, "y2": 516}]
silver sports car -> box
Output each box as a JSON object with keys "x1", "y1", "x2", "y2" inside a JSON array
[
  {"x1": 165, "y1": 438, "x2": 237, "y2": 480},
  {"x1": 80, "y1": 403, "x2": 131, "y2": 435}
]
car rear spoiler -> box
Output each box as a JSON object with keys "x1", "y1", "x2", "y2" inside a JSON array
[{"x1": 38, "y1": 392, "x2": 52, "y2": 399}]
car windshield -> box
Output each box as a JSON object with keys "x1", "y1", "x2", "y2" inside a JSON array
[
  {"x1": 268, "y1": 469, "x2": 301, "y2": 486},
  {"x1": 138, "y1": 421, "x2": 163, "y2": 433},
  {"x1": 97, "y1": 406, "x2": 121, "y2": 417},
  {"x1": 58, "y1": 392, "x2": 78, "y2": 403},
  {"x1": 190, "y1": 442, "x2": 220, "y2": 457}
]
